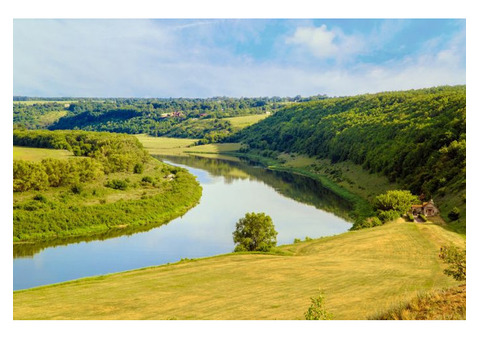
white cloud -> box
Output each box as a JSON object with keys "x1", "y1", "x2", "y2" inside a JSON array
[{"x1": 285, "y1": 25, "x2": 364, "y2": 60}]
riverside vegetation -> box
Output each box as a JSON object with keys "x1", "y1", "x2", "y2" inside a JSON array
[
  {"x1": 13, "y1": 129, "x2": 202, "y2": 243},
  {"x1": 12, "y1": 85, "x2": 466, "y2": 319}
]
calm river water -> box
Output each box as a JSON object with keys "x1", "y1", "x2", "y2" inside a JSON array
[{"x1": 13, "y1": 155, "x2": 352, "y2": 290}]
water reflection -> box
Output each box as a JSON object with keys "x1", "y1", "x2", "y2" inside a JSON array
[{"x1": 13, "y1": 155, "x2": 352, "y2": 290}]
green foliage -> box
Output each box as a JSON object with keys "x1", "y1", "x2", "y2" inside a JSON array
[
  {"x1": 377, "y1": 210, "x2": 401, "y2": 223},
  {"x1": 105, "y1": 179, "x2": 128, "y2": 190},
  {"x1": 233, "y1": 212, "x2": 278, "y2": 252},
  {"x1": 13, "y1": 167, "x2": 202, "y2": 243},
  {"x1": 133, "y1": 163, "x2": 144, "y2": 174},
  {"x1": 294, "y1": 238, "x2": 301, "y2": 243},
  {"x1": 304, "y1": 293, "x2": 333, "y2": 320},
  {"x1": 374, "y1": 190, "x2": 419, "y2": 214},
  {"x1": 232, "y1": 86, "x2": 466, "y2": 206},
  {"x1": 448, "y1": 207, "x2": 460, "y2": 221},
  {"x1": 439, "y1": 246, "x2": 466, "y2": 281},
  {"x1": 418, "y1": 214, "x2": 428, "y2": 222},
  {"x1": 406, "y1": 213, "x2": 414, "y2": 222},
  {"x1": 350, "y1": 216, "x2": 382, "y2": 230}
]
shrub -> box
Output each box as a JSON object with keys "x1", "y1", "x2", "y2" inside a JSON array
[
  {"x1": 304, "y1": 293, "x2": 333, "y2": 320},
  {"x1": 378, "y1": 210, "x2": 401, "y2": 223},
  {"x1": 233, "y1": 212, "x2": 278, "y2": 252},
  {"x1": 350, "y1": 216, "x2": 382, "y2": 230},
  {"x1": 406, "y1": 213, "x2": 414, "y2": 222},
  {"x1": 105, "y1": 179, "x2": 128, "y2": 190},
  {"x1": 133, "y1": 163, "x2": 144, "y2": 174},
  {"x1": 294, "y1": 238, "x2": 301, "y2": 243},
  {"x1": 439, "y1": 246, "x2": 466, "y2": 281},
  {"x1": 448, "y1": 207, "x2": 460, "y2": 221},
  {"x1": 70, "y1": 183, "x2": 83, "y2": 194},
  {"x1": 33, "y1": 194, "x2": 47, "y2": 203},
  {"x1": 418, "y1": 214, "x2": 428, "y2": 222}
]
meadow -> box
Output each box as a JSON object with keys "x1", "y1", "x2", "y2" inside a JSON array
[
  {"x1": 13, "y1": 219, "x2": 464, "y2": 320},
  {"x1": 13, "y1": 146, "x2": 74, "y2": 162}
]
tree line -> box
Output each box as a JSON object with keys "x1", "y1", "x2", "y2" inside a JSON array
[
  {"x1": 13, "y1": 95, "x2": 328, "y2": 139},
  {"x1": 13, "y1": 129, "x2": 149, "y2": 192},
  {"x1": 230, "y1": 86, "x2": 466, "y2": 203}
]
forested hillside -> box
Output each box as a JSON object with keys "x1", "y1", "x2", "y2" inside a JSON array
[
  {"x1": 13, "y1": 96, "x2": 326, "y2": 140},
  {"x1": 231, "y1": 86, "x2": 466, "y2": 228}
]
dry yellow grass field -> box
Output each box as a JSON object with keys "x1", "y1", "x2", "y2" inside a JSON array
[{"x1": 13, "y1": 220, "x2": 464, "y2": 320}]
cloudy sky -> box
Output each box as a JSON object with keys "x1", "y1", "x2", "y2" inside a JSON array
[{"x1": 13, "y1": 19, "x2": 466, "y2": 98}]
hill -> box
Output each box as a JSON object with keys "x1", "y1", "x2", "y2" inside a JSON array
[
  {"x1": 13, "y1": 219, "x2": 465, "y2": 320},
  {"x1": 230, "y1": 86, "x2": 466, "y2": 232}
]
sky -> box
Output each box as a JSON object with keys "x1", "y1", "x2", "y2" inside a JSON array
[{"x1": 13, "y1": 18, "x2": 466, "y2": 98}]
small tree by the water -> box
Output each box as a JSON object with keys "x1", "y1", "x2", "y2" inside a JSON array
[{"x1": 233, "y1": 212, "x2": 277, "y2": 252}]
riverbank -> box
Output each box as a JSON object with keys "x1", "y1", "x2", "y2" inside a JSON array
[
  {"x1": 13, "y1": 219, "x2": 465, "y2": 320},
  {"x1": 13, "y1": 156, "x2": 202, "y2": 244}
]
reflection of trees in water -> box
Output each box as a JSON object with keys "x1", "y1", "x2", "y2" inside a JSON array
[
  {"x1": 15, "y1": 155, "x2": 352, "y2": 258},
  {"x1": 158, "y1": 155, "x2": 353, "y2": 220},
  {"x1": 13, "y1": 213, "x2": 186, "y2": 258}
]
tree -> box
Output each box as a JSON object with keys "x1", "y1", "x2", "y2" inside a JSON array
[
  {"x1": 374, "y1": 190, "x2": 419, "y2": 214},
  {"x1": 232, "y1": 212, "x2": 277, "y2": 252}
]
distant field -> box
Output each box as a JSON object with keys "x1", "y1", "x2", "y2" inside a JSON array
[
  {"x1": 13, "y1": 100, "x2": 76, "y2": 106},
  {"x1": 13, "y1": 220, "x2": 464, "y2": 320},
  {"x1": 136, "y1": 135, "x2": 241, "y2": 160},
  {"x1": 13, "y1": 146, "x2": 74, "y2": 162},
  {"x1": 226, "y1": 113, "x2": 270, "y2": 129}
]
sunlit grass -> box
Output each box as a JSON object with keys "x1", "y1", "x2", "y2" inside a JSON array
[
  {"x1": 13, "y1": 146, "x2": 74, "y2": 162},
  {"x1": 13, "y1": 220, "x2": 464, "y2": 320}
]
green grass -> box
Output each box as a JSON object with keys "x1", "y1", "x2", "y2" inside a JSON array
[
  {"x1": 135, "y1": 134, "x2": 241, "y2": 160},
  {"x1": 225, "y1": 113, "x2": 270, "y2": 129},
  {"x1": 13, "y1": 146, "x2": 74, "y2": 162},
  {"x1": 13, "y1": 219, "x2": 464, "y2": 320}
]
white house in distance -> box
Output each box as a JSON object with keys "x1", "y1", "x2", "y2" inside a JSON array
[{"x1": 411, "y1": 199, "x2": 439, "y2": 217}]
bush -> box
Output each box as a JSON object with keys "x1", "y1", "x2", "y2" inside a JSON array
[
  {"x1": 33, "y1": 194, "x2": 47, "y2": 203},
  {"x1": 233, "y1": 212, "x2": 278, "y2": 252},
  {"x1": 418, "y1": 214, "x2": 428, "y2": 222},
  {"x1": 133, "y1": 163, "x2": 144, "y2": 174},
  {"x1": 448, "y1": 207, "x2": 460, "y2": 221},
  {"x1": 439, "y1": 246, "x2": 466, "y2": 281},
  {"x1": 350, "y1": 216, "x2": 382, "y2": 230},
  {"x1": 406, "y1": 213, "x2": 414, "y2": 222},
  {"x1": 70, "y1": 183, "x2": 83, "y2": 194},
  {"x1": 378, "y1": 210, "x2": 401, "y2": 223},
  {"x1": 105, "y1": 179, "x2": 128, "y2": 190},
  {"x1": 304, "y1": 293, "x2": 333, "y2": 320}
]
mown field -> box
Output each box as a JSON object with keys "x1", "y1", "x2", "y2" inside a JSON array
[
  {"x1": 135, "y1": 134, "x2": 241, "y2": 160},
  {"x1": 13, "y1": 146, "x2": 74, "y2": 162},
  {"x1": 13, "y1": 219, "x2": 465, "y2": 320}
]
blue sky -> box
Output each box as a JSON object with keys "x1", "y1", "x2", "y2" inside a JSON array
[{"x1": 13, "y1": 19, "x2": 466, "y2": 98}]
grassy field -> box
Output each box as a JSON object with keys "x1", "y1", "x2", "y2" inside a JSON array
[
  {"x1": 13, "y1": 219, "x2": 464, "y2": 320},
  {"x1": 226, "y1": 113, "x2": 270, "y2": 129},
  {"x1": 135, "y1": 134, "x2": 241, "y2": 160},
  {"x1": 13, "y1": 146, "x2": 74, "y2": 161}
]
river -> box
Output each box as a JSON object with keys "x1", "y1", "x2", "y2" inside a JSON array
[{"x1": 13, "y1": 155, "x2": 352, "y2": 290}]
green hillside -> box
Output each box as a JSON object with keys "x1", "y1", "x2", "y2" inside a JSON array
[{"x1": 231, "y1": 86, "x2": 466, "y2": 232}]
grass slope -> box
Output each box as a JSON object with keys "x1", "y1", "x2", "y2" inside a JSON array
[
  {"x1": 13, "y1": 146, "x2": 74, "y2": 162},
  {"x1": 13, "y1": 220, "x2": 464, "y2": 320}
]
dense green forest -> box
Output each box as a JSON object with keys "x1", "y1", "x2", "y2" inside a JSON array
[
  {"x1": 230, "y1": 86, "x2": 466, "y2": 229},
  {"x1": 13, "y1": 130, "x2": 202, "y2": 242},
  {"x1": 13, "y1": 96, "x2": 327, "y2": 139}
]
